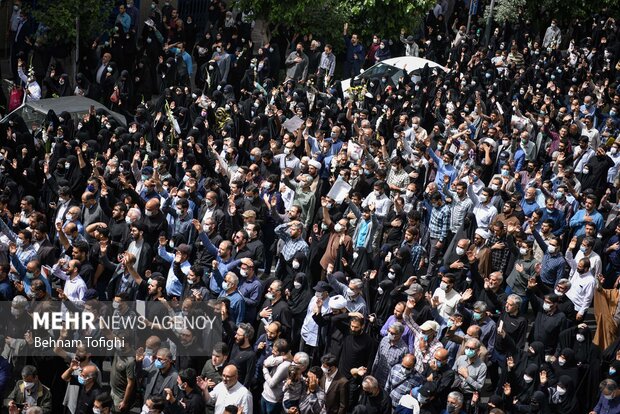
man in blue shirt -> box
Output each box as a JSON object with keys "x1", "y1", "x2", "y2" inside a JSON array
[
  {"x1": 9, "y1": 244, "x2": 51, "y2": 296},
  {"x1": 569, "y1": 194, "x2": 604, "y2": 237},
  {"x1": 216, "y1": 271, "x2": 245, "y2": 325},
  {"x1": 157, "y1": 241, "x2": 191, "y2": 298},
  {"x1": 192, "y1": 220, "x2": 241, "y2": 296},
  {"x1": 166, "y1": 42, "x2": 193, "y2": 87},
  {"x1": 426, "y1": 144, "x2": 457, "y2": 192}
]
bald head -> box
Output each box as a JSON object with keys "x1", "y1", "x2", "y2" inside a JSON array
[
  {"x1": 145, "y1": 198, "x2": 160, "y2": 210},
  {"x1": 435, "y1": 348, "x2": 449, "y2": 360},
  {"x1": 402, "y1": 354, "x2": 415, "y2": 369},
  {"x1": 222, "y1": 365, "x2": 239, "y2": 388},
  {"x1": 466, "y1": 325, "x2": 481, "y2": 338}
]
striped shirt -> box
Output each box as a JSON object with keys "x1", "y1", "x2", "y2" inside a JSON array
[{"x1": 318, "y1": 52, "x2": 336, "y2": 77}]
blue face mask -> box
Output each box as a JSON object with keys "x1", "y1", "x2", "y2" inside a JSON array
[
  {"x1": 580, "y1": 246, "x2": 587, "y2": 253},
  {"x1": 86, "y1": 185, "x2": 95, "y2": 192},
  {"x1": 77, "y1": 376, "x2": 87, "y2": 385},
  {"x1": 554, "y1": 192, "x2": 563, "y2": 200},
  {"x1": 465, "y1": 349, "x2": 476, "y2": 358},
  {"x1": 422, "y1": 334, "x2": 429, "y2": 341},
  {"x1": 610, "y1": 368, "x2": 617, "y2": 376},
  {"x1": 473, "y1": 312, "x2": 482, "y2": 321},
  {"x1": 472, "y1": 175, "x2": 479, "y2": 182},
  {"x1": 154, "y1": 360, "x2": 165, "y2": 370}
]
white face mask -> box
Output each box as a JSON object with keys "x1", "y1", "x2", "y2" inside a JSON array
[
  {"x1": 543, "y1": 302, "x2": 552, "y2": 312},
  {"x1": 292, "y1": 260, "x2": 300, "y2": 269},
  {"x1": 523, "y1": 374, "x2": 534, "y2": 383},
  {"x1": 547, "y1": 245, "x2": 557, "y2": 254},
  {"x1": 440, "y1": 282, "x2": 449, "y2": 291},
  {"x1": 377, "y1": 287, "x2": 384, "y2": 295},
  {"x1": 294, "y1": 281, "x2": 302, "y2": 289},
  {"x1": 519, "y1": 247, "x2": 528, "y2": 255},
  {"x1": 455, "y1": 247, "x2": 465, "y2": 256},
  {"x1": 479, "y1": 194, "x2": 488, "y2": 203},
  {"x1": 576, "y1": 334, "x2": 585, "y2": 342}
]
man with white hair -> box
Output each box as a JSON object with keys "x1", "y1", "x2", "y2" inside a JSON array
[{"x1": 126, "y1": 207, "x2": 142, "y2": 224}]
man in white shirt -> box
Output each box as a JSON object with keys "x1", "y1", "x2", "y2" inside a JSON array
[
  {"x1": 564, "y1": 255, "x2": 596, "y2": 321},
  {"x1": 432, "y1": 273, "x2": 462, "y2": 321},
  {"x1": 362, "y1": 181, "x2": 392, "y2": 220},
  {"x1": 567, "y1": 236, "x2": 602, "y2": 277},
  {"x1": 300, "y1": 281, "x2": 331, "y2": 353},
  {"x1": 52, "y1": 259, "x2": 87, "y2": 312},
  {"x1": 197, "y1": 365, "x2": 253, "y2": 414}
]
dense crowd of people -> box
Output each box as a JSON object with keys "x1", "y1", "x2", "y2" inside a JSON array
[{"x1": 1, "y1": 0, "x2": 620, "y2": 414}]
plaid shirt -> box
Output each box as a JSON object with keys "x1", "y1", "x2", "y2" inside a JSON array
[
  {"x1": 372, "y1": 336, "x2": 408, "y2": 386},
  {"x1": 385, "y1": 363, "x2": 425, "y2": 407},
  {"x1": 404, "y1": 313, "x2": 444, "y2": 373},
  {"x1": 428, "y1": 204, "x2": 451, "y2": 241},
  {"x1": 275, "y1": 223, "x2": 310, "y2": 261},
  {"x1": 487, "y1": 233, "x2": 510, "y2": 274},
  {"x1": 401, "y1": 241, "x2": 426, "y2": 271}
]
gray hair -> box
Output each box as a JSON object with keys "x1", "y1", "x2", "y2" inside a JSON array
[
  {"x1": 362, "y1": 375, "x2": 379, "y2": 390},
  {"x1": 473, "y1": 301, "x2": 487, "y2": 313},
  {"x1": 225, "y1": 272, "x2": 239, "y2": 287},
  {"x1": 557, "y1": 278, "x2": 572, "y2": 289},
  {"x1": 601, "y1": 379, "x2": 619, "y2": 393},
  {"x1": 507, "y1": 294, "x2": 522, "y2": 308},
  {"x1": 294, "y1": 352, "x2": 310, "y2": 370},
  {"x1": 12, "y1": 295, "x2": 27, "y2": 308},
  {"x1": 390, "y1": 322, "x2": 405, "y2": 335},
  {"x1": 128, "y1": 207, "x2": 142, "y2": 220},
  {"x1": 350, "y1": 278, "x2": 363, "y2": 290},
  {"x1": 408, "y1": 283, "x2": 424, "y2": 295},
  {"x1": 158, "y1": 347, "x2": 173, "y2": 360},
  {"x1": 448, "y1": 391, "x2": 464, "y2": 405},
  {"x1": 465, "y1": 337, "x2": 481, "y2": 350}
]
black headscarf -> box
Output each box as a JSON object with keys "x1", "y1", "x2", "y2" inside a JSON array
[
  {"x1": 288, "y1": 272, "x2": 313, "y2": 316},
  {"x1": 552, "y1": 348, "x2": 579, "y2": 389},
  {"x1": 351, "y1": 246, "x2": 372, "y2": 277},
  {"x1": 372, "y1": 279, "x2": 395, "y2": 324},
  {"x1": 548, "y1": 375, "x2": 578, "y2": 414}
]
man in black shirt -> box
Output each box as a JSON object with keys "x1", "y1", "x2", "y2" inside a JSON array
[{"x1": 229, "y1": 323, "x2": 256, "y2": 387}]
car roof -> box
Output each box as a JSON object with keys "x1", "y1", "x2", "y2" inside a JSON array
[
  {"x1": 379, "y1": 56, "x2": 449, "y2": 73},
  {"x1": 23, "y1": 96, "x2": 127, "y2": 126}
]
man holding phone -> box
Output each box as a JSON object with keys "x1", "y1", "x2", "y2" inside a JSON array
[{"x1": 6, "y1": 365, "x2": 52, "y2": 413}]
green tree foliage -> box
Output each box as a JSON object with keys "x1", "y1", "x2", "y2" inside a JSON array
[
  {"x1": 32, "y1": 0, "x2": 114, "y2": 46},
  {"x1": 234, "y1": 0, "x2": 434, "y2": 46}
]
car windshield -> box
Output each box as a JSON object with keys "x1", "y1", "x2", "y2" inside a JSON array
[
  {"x1": 358, "y1": 63, "x2": 401, "y2": 80},
  {"x1": 13, "y1": 104, "x2": 46, "y2": 131}
]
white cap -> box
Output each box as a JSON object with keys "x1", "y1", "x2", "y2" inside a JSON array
[
  {"x1": 419, "y1": 320, "x2": 439, "y2": 332},
  {"x1": 475, "y1": 228, "x2": 490, "y2": 239},
  {"x1": 329, "y1": 295, "x2": 347, "y2": 310},
  {"x1": 308, "y1": 160, "x2": 322, "y2": 170}
]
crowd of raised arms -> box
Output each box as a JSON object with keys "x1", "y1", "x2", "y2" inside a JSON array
[{"x1": 1, "y1": 0, "x2": 620, "y2": 413}]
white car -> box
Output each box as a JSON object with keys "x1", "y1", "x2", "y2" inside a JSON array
[{"x1": 340, "y1": 56, "x2": 448, "y2": 98}]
